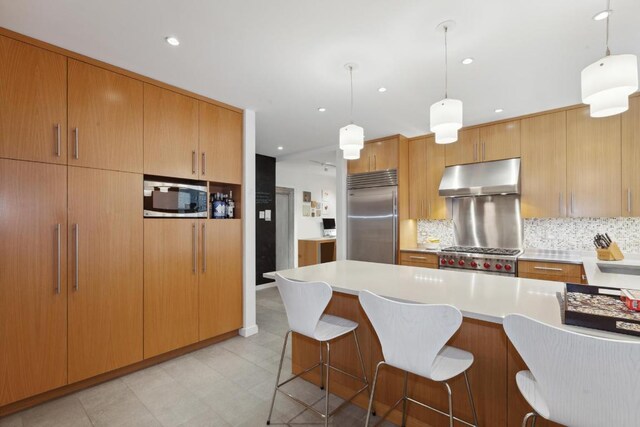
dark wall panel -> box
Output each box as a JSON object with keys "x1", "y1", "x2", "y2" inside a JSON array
[{"x1": 255, "y1": 154, "x2": 276, "y2": 285}]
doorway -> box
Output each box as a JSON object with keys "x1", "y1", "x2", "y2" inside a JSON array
[{"x1": 275, "y1": 186, "x2": 294, "y2": 270}]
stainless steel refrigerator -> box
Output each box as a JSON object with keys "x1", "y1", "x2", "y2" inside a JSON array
[{"x1": 347, "y1": 170, "x2": 398, "y2": 264}]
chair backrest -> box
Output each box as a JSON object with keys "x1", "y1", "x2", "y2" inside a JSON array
[
  {"x1": 359, "y1": 290, "x2": 462, "y2": 379},
  {"x1": 504, "y1": 314, "x2": 640, "y2": 427},
  {"x1": 275, "y1": 273, "x2": 332, "y2": 339}
]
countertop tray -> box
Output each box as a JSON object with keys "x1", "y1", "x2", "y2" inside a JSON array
[{"x1": 564, "y1": 283, "x2": 640, "y2": 337}]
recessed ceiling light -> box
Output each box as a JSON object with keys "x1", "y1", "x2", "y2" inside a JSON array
[
  {"x1": 461, "y1": 57, "x2": 474, "y2": 65},
  {"x1": 592, "y1": 9, "x2": 612, "y2": 21},
  {"x1": 277, "y1": 146, "x2": 284, "y2": 150},
  {"x1": 165, "y1": 36, "x2": 180, "y2": 46},
  {"x1": 495, "y1": 108, "x2": 504, "y2": 113},
  {"x1": 378, "y1": 87, "x2": 387, "y2": 93},
  {"x1": 318, "y1": 107, "x2": 326, "y2": 112}
]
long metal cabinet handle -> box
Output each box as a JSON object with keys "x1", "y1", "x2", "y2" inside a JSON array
[
  {"x1": 559, "y1": 193, "x2": 563, "y2": 216},
  {"x1": 429, "y1": 202, "x2": 432, "y2": 218},
  {"x1": 534, "y1": 266, "x2": 563, "y2": 272},
  {"x1": 374, "y1": 155, "x2": 377, "y2": 170},
  {"x1": 74, "y1": 224, "x2": 79, "y2": 291},
  {"x1": 192, "y1": 223, "x2": 197, "y2": 273},
  {"x1": 409, "y1": 256, "x2": 427, "y2": 260},
  {"x1": 55, "y1": 124, "x2": 61, "y2": 157},
  {"x1": 55, "y1": 224, "x2": 61, "y2": 294},
  {"x1": 73, "y1": 128, "x2": 79, "y2": 159},
  {"x1": 202, "y1": 223, "x2": 206, "y2": 273},
  {"x1": 482, "y1": 141, "x2": 486, "y2": 161},
  {"x1": 628, "y1": 189, "x2": 632, "y2": 213},
  {"x1": 570, "y1": 192, "x2": 574, "y2": 215},
  {"x1": 473, "y1": 143, "x2": 477, "y2": 161},
  {"x1": 192, "y1": 150, "x2": 196, "y2": 174},
  {"x1": 202, "y1": 152, "x2": 206, "y2": 176}
]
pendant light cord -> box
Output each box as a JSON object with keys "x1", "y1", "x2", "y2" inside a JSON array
[
  {"x1": 444, "y1": 26, "x2": 449, "y2": 99},
  {"x1": 605, "y1": 0, "x2": 611, "y2": 56},
  {"x1": 349, "y1": 65, "x2": 354, "y2": 124}
]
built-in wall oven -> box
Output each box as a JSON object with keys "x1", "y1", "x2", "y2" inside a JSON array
[{"x1": 143, "y1": 177, "x2": 208, "y2": 218}]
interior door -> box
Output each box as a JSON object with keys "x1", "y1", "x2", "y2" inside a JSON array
[
  {"x1": 275, "y1": 189, "x2": 293, "y2": 270},
  {"x1": 347, "y1": 186, "x2": 397, "y2": 264},
  {"x1": 0, "y1": 160, "x2": 67, "y2": 406},
  {"x1": 68, "y1": 167, "x2": 143, "y2": 382}
]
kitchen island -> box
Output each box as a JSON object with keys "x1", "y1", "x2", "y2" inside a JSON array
[{"x1": 265, "y1": 260, "x2": 639, "y2": 427}]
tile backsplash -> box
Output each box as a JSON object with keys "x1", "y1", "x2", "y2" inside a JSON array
[{"x1": 417, "y1": 217, "x2": 640, "y2": 253}]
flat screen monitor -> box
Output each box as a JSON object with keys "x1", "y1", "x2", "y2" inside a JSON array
[{"x1": 322, "y1": 218, "x2": 336, "y2": 230}]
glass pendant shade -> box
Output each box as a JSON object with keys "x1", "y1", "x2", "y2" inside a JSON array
[
  {"x1": 581, "y1": 54, "x2": 638, "y2": 117},
  {"x1": 339, "y1": 124, "x2": 364, "y2": 159},
  {"x1": 430, "y1": 98, "x2": 463, "y2": 144},
  {"x1": 342, "y1": 147, "x2": 361, "y2": 160}
]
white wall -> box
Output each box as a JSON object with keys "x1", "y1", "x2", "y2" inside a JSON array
[{"x1": 276, "y1": 159, "x2": 337, "y2": 266}]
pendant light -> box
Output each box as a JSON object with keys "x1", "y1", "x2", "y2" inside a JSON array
[
  {"x1": 339, "y1": 64, "x2": 364, "y2": 160},
  {"x1": 430, "y1": 22, "x2": 463, "y2": 144},
  {"x1": 581, "y1": 0, "x2": 638, "y2": 118}
]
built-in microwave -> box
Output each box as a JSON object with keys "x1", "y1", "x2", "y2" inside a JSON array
[{"x1": 143, "y1": 177, "x2": 208, "y2": 218}]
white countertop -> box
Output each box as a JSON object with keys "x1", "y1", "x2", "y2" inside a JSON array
[
  {"x1": 582, "y1": 257, "x2": 640, "y2": 290},
  {"x1": 265, "y1": 261, "x2": 639, "y2": 341}
]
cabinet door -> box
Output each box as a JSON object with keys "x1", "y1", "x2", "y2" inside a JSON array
[
  {"x1": 521, "y1": 112, "x2": 567, "y2": 218},
  {"x1": 445, "y1": 128, "x2": 479, "y2": 166},
  {"x1": 622, "y1": 96, "x2": 640, "y2": 216},
  {"x1": 567, "y1": 107, "x2": 621, "y2": 217},
  {"x1": 0, "y1": 36, "x2": 67, "y2": 164},
  {"x1": 347, "y1": 144, "x2": 372, "y2": 175},
  {"x1": 68, "y1": 60, "x2": 143, "y2": 173},
  {"x1": 426, "y1": 136, "x2": 447, "y2": 219},
  {"x1": 67, "y1": 167, "x2": 143, "y2": 382},
  {"x1": 199, "y1": 102, "x2": 243, "y2": 184},
  {"x1": 0, "y1": 160, "x2": 67, "y2": 406},
  {"x1": 199, "y1": 220, "x2": 243, "y2": 340},
  {"x1": 144, "y1": 84, "x2": 199, "y2": 179},
  {"x1": 479, "y1": 120, "x2": 520, "y2": 162},
  {"x1": 144, "y1": 219, "x2": 199, "y2": 358},
  {"x1": 408, "y1": 137, "x2": 428, "y2": 218},
  {"x1": 370, "y1": 138, "x2": 398, "y2": 171}
]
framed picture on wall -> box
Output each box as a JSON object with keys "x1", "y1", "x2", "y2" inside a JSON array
[{"x1": 303, "y1": 191, "x2": 311, "y2": 203}]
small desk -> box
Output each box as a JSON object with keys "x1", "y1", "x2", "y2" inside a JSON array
[{"x1": 298, "y1": 238, "x2": 336, "y2": 267}]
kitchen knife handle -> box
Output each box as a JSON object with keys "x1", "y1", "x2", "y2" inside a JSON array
[
  {"x1": 55, "y1": 123, "x2": 61, "y2": 157},
  {"x1": 628, "y1": 188, "x2": 632, "y2": 213},
  {"x1": 73, "y1": 128, "x2": 79, "y2": 159},
  {"x1": 55, "y1": 224, "x2": 61, "y2": 294}
]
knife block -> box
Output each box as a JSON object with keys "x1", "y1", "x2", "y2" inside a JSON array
[{"x1": 596, "y1": 242, "x2": 625, "y2": 261}]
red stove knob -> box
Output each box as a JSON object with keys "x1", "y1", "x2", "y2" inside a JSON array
[
  {"x1": 470, "y1": 261, "x2": 478, "y2": 268},
  {"x1": 504, "y1": 264, "x2": 512, "y2": 271},
  {"x1": 440, "y1": 258, "x2": 447, "y2": 265},
  {"x1": 483, "y1": 262, "x2": 491, "y2": 269},
  {"x1": 458, "y1": 260, "x2": 465, "y2": 266},
  {"x1": 448, "y1": 259, "x2": 455, "y2": 265},
  {"x1": 495, "y1": 264, "x2": 503, "y2": 270}
]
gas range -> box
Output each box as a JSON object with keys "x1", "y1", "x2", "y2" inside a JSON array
[{"x1": 438, "y1": 246, "x2": 523, "y2": 276}]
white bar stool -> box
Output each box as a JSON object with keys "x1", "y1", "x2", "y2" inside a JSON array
[
  {"x1": 266, "y1": 273, "x2": 370, "y2": 426},
  {"x1": 504, "y1": 314, "x2": 640, "y2": 427},
  {"x1": 359, "y1": 290, "x2": 478, "y2": 427}
]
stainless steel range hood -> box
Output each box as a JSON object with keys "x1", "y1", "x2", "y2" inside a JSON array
[{"x1": 439, "y1": 158, "x2": 520, "y2": 197}]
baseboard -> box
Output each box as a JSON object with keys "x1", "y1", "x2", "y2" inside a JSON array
[
  {"x1": 239, "y1": 324, "x2": 259, "y2": 337},
  {"x1": 257, "y1": 282, "x2": 277, "y2": 290}
]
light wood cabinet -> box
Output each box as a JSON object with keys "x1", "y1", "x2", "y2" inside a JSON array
[
  {"x1": 0, "y1": 36, "x2": 67, "y2": 164},
  {"x1": 521, "y1": 112, "x2": 567, "y2": 218},
  {"x1": 68, "y1": 60, "x2": 143, "y2": 173},
  {"x1": 144, "y1": 84, "x2": 199, "y2": 179},
  {"x1": 445, "y1": 128, "x2": 479, "y2": 166},
  {"x1": 622, "y1": 96, "x2": 640, "y2": 216},
  {"x1": 298, "y1": 238, "x2": 336, "y2": 267},
  {"x1": 144, "y1": 219, "x2": 199, "y2": 358},
  {"x1": 479, "y1": 120, "x2": 521, "y2": 162},
  {"x1": 199, "y1": 220, "x2": 243, "y2": 340},
  {"x1": 347, "y1": 137, "x2": 398, "y2": 174},
  {"x1": 67, "y1": 167, "x2": 143, "y2": 382},
  {"x1": 409, "y1": 136, "x2": 446, "y2": 219},
  {"x1": 566, "y1": 107, "x2": 621, "y2": 218},
  {"x1": 0, "y1": 160, "x2": 67, "y2": 406},
  {"x1": 399, "y1": 251, "x2": 439, "y2": 268},
  {"x1": 199, "y1": 102, "x2": 243, "y2": 184},
  {"x1": 518, "y1": 260, "x2": 583, "y2": 284}
]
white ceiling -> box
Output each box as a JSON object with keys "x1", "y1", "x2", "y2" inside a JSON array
[{"x1": 1, "y1": 0, "x2": 639, "y2": 158}]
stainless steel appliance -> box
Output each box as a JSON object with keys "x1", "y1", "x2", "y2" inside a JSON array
[
  {"x1": 143, "y1": 177, "x2": 208, "y2": 218},
  {"x1": 347, "y1": 170, "x2": 398, "y2": 264},
  {"x1": 438, "y1": 158, "x2": 524, "y2": 275}
]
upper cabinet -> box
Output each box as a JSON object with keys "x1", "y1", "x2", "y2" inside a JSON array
[
  {"x1": 479, "y1": 120, "x2": 521, "y2": 162},
  {"x1": 521, "y1": 112, "x2": 567, "y2": 218},
  {"x1": 409, "y1": 136, "x2": 446, "y2": 219},
  {"x1": 347, "y1": 137, "x2": 398, "y2": 174},
  {"x1": 199, "y1": 102, "x2": 243, "y2": 184},
  {"x1": 144, "y1": 84, "x2": 199, "y2": 179},
  {"x1": 566, "y1": 107, "x2": 621, "y2": 218},
  {"x1": 68, "y1": 60, "x2": 143, "y2": 173},
  {"x1": 0, "y1": 36, "x2": 67, "y2": 164},
  {"x1": 444, "y1": 128, "x2": 479, "y2": 166},
  {"x1": 622, "y1": 96, "x2": 640, "y2": 217}
]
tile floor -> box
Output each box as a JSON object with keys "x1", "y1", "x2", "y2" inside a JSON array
[{"x1": 0, "y1": 287, "x2": 395, "y2": 427}]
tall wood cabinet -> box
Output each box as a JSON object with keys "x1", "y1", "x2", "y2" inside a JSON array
[
  {"x1": 68, "y1": 60, "x2": 143, "y2": 173},
  {"x1": 0, "y1": 36, "x2": 67, "y2": 164},
  {"x1": 67, "y1": 168, "x2": 143, "y2": 382},
  {"x1": 0, "y1": 160, "x2": 68, "y2": 406},
  {"x1": 347, "y1": 136, "x2": 398, "y2": 174},
  {"x1": 521, "y1": 112, "x2": 567, "y2": 218},
  {"x1": 408, "y1": 136, "x2": 446, "y2": 219},
  {"x1": 566, "y1": 107, "x2": 621, "y2": 218},
  {"x1": 622, "y1": 96, "x2": 640, "y2": 216},
  {"x1": 199, "y1": 102, "x2": 243, "y2": 184}
]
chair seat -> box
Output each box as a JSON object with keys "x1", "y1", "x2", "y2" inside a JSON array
[
  {"x1": 516, "y1": 370, "x2": 550, "y2": 420},
  {"x1": 428, "y1": 345, "x2": 474, "y2": 382},
  {"x1": 309, "y1": 314, "x2": 358, "y2": 342}
]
